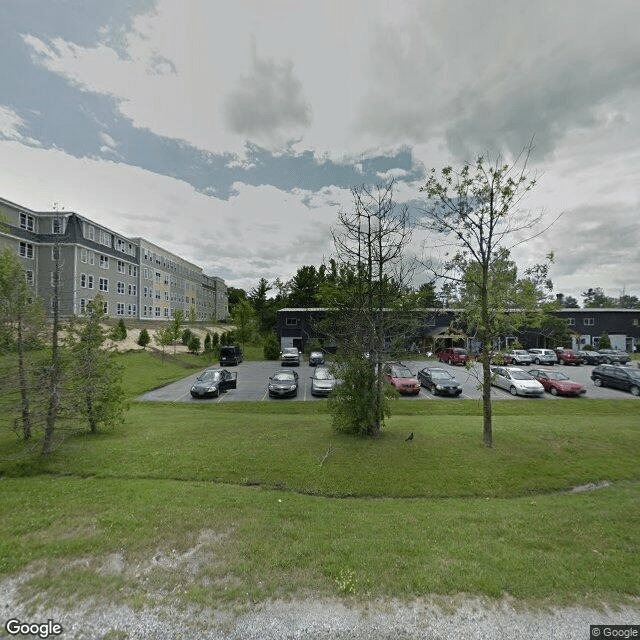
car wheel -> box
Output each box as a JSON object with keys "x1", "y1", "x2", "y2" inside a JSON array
[
  {"x1": 509, "y1": 386, "x2": 518, "y2": 396},
  {"x1": 594, "y1": 378, "x2": 603, "y2": 387},
  {"x1": 550, "y1": 387, "x2": 558, "y2": 396},
  {"x1": 534, "y1": 358, "x2": 541, "y2": 364},
  {"x1": 630, "y1": 385, "x2": 640, "y2": 396}
]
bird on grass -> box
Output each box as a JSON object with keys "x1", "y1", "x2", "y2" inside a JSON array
[{"x1": 405, "y1": 432, "x2": 414, "y2": 442}]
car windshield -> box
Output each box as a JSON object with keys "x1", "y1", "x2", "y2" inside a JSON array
[
  {"x1": 510, "y1": 371, "x2": 534, "y2": 380},
  {"x1": 454, "y1": 349, "x2": 467, "y2": 355},
  {"x1": 311, "y1": 351, "x2": 322, "y2": 357},
  {"x1": 548, "y1": 372, "x2": 570, "y2": 381},
  {"x1": 514, "y1": 350, "x2": 528, "y2": 355},
  {"x1": 273, "y1": 372, "x2": 295, "y2": 382},
  {"x1": 283, "y1": 348, "x2": 298, "y2": 355},
  {"x1": 431, "y1": 370, "x2": 454, "y2": 381},
  {"x1": 391, "y1": 366, "x2": 413, "y2": 378},
  {"x1": 314, "y1": 368, "x2": 334, "y2": 380},
  {"x1": 199, "y1": 370, "x2": 222, "y2": 382}
]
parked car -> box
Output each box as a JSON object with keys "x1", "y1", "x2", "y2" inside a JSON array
[
  {"x1": 556, "y1": 349, "x2": 582, "y2": 365},
  {"x1": 490, "y1": 366, "x2": 544, "y2": 397},
  {"x1": 308, "y1": 350, "x2": 325, "y2": 366},
  {"x1": 597, "y1": 349, "x2": 631, "y2": 365},
  {"x1": 310, "y1": 366, "x2": 338, "y2": 396},
  {"x1": 503, "y1": 349, "x2": 533, "y2": 366},
  {"x1": 268, "y1": 369, "x2": 299, "y2": 398},
  {"x1": 527, "y1": 369, "x2": 586, "y2": 396},
  {"x1": 527, "y1": 348, "x2": 557, "y2": 365},
  {"x1": 591, "y1": 364, "x2": 640, "y2": 396},
  {"x1": 382, "y1": 362, "x2": 420, "y2": 395},
  {"x1": 190, "y1": 368, "x2": 237, "y2": 398},
  {"x1": 436, "y1": 347, "x2": 470, "y2": 365},
  {"x1": 280, "y1": 347, "x2": 301, "y2": 367},
  {"x1": 576, "y1": 350, "x2": 604, "y2": 365},
  {"x1": 416, "y1": 366, "x2": 462, "y2": 396},
  {"x1": 219, "y1": 345, "x2": 243, "y2": 366}
]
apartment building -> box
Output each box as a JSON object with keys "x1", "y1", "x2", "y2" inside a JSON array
[{"x1": 0, "y1": 196, "x2": 228, "y2": 321}]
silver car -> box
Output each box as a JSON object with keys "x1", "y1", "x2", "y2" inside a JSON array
[
  {"x1": 310, "y1": 366, "x2": 337, "y2": 396},
  {"x1": 490, "y1": 366, "x2": 544, "y2": 397},
  {"x1": 527, "y1": 348, "x2": 557, "y2": 365}
]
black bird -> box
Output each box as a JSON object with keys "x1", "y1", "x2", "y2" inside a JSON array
[{"x1": 405, "y1": 432, "x2": 414, "y2": 442}]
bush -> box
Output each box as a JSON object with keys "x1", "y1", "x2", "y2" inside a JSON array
[
  {"x1": 188, "y1": 335, "x2": 201, "y2": 354},
  {"x1": 263, "y1": 333, "x2": 281, "y2": 360},
  {"x1": 181, "y1": 328, "x2": 193, "y2": 346},
  {"x1": 110, "y1": 319, "x2": 127, "y2": 341},
  {"x1": 137, "y1": 328, "x2": 150, "y2": 349},
  {"x1": 204, "y1": 333, "x2": 212, "y2": 352}
]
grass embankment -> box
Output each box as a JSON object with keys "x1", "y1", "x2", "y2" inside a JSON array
[{"x1": 0, "y1": 350, "x2": 638, "y2": 607}]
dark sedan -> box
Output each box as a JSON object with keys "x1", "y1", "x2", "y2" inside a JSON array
[
  {"x1": 591, "y1": 364, "x2": 640, "y2": 396},
  {"x1": 417, "y1": 366, "x2": 462, "y2": 396},
  {"x1": 268, "y1": 369, "x2": 299, "y2": 398},
  {"x1": 597, "y1": 349, "x2": 631, "y2": 365},
  {"x1": 190, "y1": 368, "x2": 237, "y2": 398},
  {"x1": 576, "y1": 350, "x2": 604, "y2": 365},
  {"x1": 527, "y1": 369, "x2": 586, "y2": 396}
]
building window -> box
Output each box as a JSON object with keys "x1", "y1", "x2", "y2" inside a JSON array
[
  {"x1": 155, "y1": 307, "x2": 161, "y2": 317},
  {"x1": 80, "y1": 273, "x2": 87, "y2": 288},
  {"x1": 285, "y1": 317, "x2": 299, "y2": 326},
  {"x1": 52, "y1": 217, "x2": 63, "y2": 234},
  {"x1": 80, "y1": 248, "x2": 87, "y2": 263},
  {"x1": 566, "y1": 317, "x2": 575, "y2": 326},
  {"x1": 100, "y1": 230, "x2": 111, "y2": 247},
  {"x1": 117, "y1": 281, "x2": 125, "y2": 294},
  {"x1": 128, "y1": 284, "x2": 137, "y2": 296},
  {"x1": 88, "y1": 251, "x2": 95, "y2": 265},
  {"x1": 128, "y1": 265, "x2": 138, "y2": 277},
  {"x1": 79, "y1": 298, "x2": 86, "y2": 314},
  {"x1": 87, "y1": 275, "x2": 94, "y2": 289},
  {"x1": 583, "y1": 317, "x2": 595, "y2": 326},
  {"x1": 99, "y1": 277, "x2": 108, "y2": 292},
  {"x1": 116, "y1": 303, "x2": 125, "y2": 316},
  {"x1": 84, "y1": 224, "x2": 95, "y2": 241},
  {"x1": 100, "y1": 255, "x2": 109, "y2": 269},
  {"x1": 20, "y1": 213, "x2": 35, "y2": 231},
  {"x1": 51, "y1": 246, "x2": 60, "y2": 261},
  {"x1": 164, "y1": 308, "x2": 169, "y2": 317},
  {"x1": 102, "y1": 301, "x2": 108, "y2": 315},
  {"x1": 117, "y1": 260, "x2": 126, "y2": 273},
  {"x1": 25, "y1": 270, "x2": 34, "y2": 285},
  {"x1": 19, "y1": 242, "x2": 34, "y2": 259}
]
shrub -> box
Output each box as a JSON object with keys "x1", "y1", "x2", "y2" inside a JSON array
[
  {"x1": 181, "y1": 328, "x2": 193, "y2": 346},
  {"x1": 188, "y1": 335, "x2": 201, "y2": 354},
  {"x1": 263, "y1": 333, "x2": 281, "y2": 360},
  {"x1": 137, "y1": 328, "x2": 151, "y2": 349},
  {"x1": 110, "y1": 319, "x2": 127, "y2": 341}
]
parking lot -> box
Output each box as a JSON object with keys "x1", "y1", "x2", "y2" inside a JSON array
[{"x1": 137, "y1": 358, "x2": 640, "y2": 403}]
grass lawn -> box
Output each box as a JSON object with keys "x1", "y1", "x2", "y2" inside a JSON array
[{"x1": 0, "y1": 350, "x2": 638, "y2": 609}]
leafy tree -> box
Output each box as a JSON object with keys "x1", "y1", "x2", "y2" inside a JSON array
[
  {"x1": 249, "y1": 277, "x2": 276, "y2": 334},
  {"x1": 137, "y1": 328, "x2": 151, "y2": 349},
  {"x1": 582, "y1": 287, "x2": 615, "y2": 308},
  {"x1": 203, "y1": 333, "x2": 212, "y2": 352},
  {"x1": 227, "y1": 287, "x2": 247, "y2": 306},
  {"x1": 154, "y1": 326, "x2": 174, "y2": 361},
  {"x1": 419, "y1": 145, "x2": 557, "y2": 447},
  {"x1": 556, "y1": 293, "x2": 579, "y2": 308},
  {"x1": 617, "y1": 293, "x2": 640, "y2": 309},
  {"x1": 263, "y1": 332, "x2": 281, "y2": 360},
  {"x1": 188, "y1": 305, "x2": 197, "y2": 326},
  {"x1": 288, "y1": 265, "x2": 326, "y2": 308},
  {"x1": 230, "y1": 300, "x2": 256, "y2": 348},
  {"x1": 169, "y1": 309, "x2": 184, "y2": 354},
  {"x1": 0, "y1": 248, "x2": 46, "y2": 440},
  {"x1": 325, "y1": 181, "x2": 416, "y2": 437},
  {"x1": 65, "y1": 296, "x2": 127, "y2": 434}
]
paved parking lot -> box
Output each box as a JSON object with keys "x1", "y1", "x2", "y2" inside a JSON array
[{"x1": 137, "y1": 358, "x2": 640, "y2": 403}]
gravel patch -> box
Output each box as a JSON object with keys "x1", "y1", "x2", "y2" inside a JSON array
[{"x1": 2, "y1": 576, "x2": 638, "y2": 640}]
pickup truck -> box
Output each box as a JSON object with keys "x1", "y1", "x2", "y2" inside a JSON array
[{"x1": 436, "y1": 347, "x2": 470, "y2": 365}]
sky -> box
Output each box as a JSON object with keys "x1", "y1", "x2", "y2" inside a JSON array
[{"x1": 1, "y1": 0, "x2": 639, "y2": 302}]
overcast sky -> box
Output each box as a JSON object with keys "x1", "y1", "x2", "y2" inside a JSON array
[{"x1": 1, "y1": 0, "x2": 639, "y2": 302}]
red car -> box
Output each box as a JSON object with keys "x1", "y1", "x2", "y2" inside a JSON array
[
  {"x1": 556, "y1": 349, "x2": 582, "y2": 365},
  {"x1": 527, "y1": 369, "x2": 586, "y2": 396},
  {"x1": 382, "y1": 362, "x2": 420, "y2": 395},
  {"x1": 436, "y1": 347, "x2": 470, "y2": 365}
]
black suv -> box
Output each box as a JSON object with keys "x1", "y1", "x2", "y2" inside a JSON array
[
  {"x1": 597, "y1": 349, "x2": 631, "y2": 365},
  {"x1": 591, "y1": 364, "x2": 640, "y2": 396},
  {"x1": 219, "y1": 345, "x2": 243, "y2": 366}
]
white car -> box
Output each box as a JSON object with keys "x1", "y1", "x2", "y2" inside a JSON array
[
  {"x1": 490, "y1": 366, "x2": 544, "y2": 397},
  {"x1": 503, "y1": 349, "x2": 533, "y2": 365},
  {"x1": 527, "y1": 348, "x2": 557, "y2": 365}
]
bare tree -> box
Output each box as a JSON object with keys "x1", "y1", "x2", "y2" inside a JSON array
[
  {"x1": 325, "y1": 181, "x2": 416, "y2": 436},
  {"x1": 419, "y1": 144, "x2": 558, "y2": 447}
]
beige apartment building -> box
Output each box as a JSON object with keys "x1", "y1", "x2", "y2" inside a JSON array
[{"x1": 0, "y1": 196, "x2": 228, "y2": 322}]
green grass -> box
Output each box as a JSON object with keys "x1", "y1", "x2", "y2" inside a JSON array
[{"x1": 0, "y1": 351, "x2": 639, "y2": 609}]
